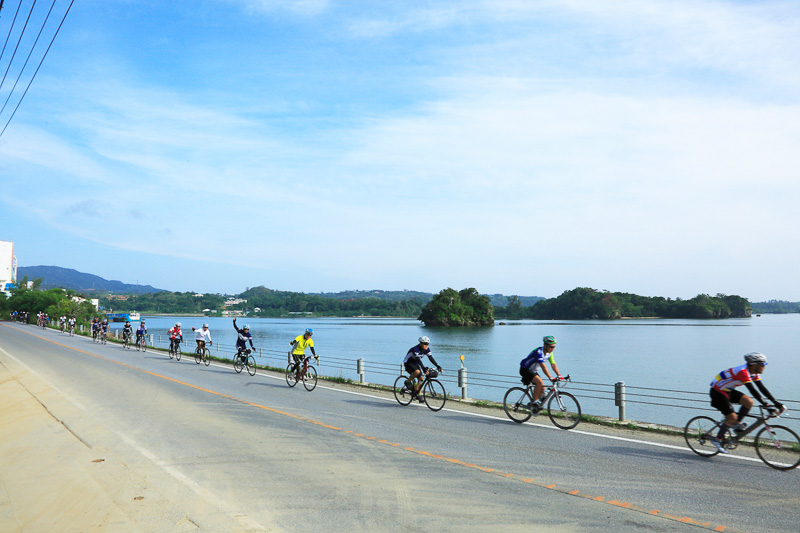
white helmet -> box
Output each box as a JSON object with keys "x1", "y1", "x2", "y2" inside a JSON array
[
  {"x1": 744, "y1": 352, "x2": 767, "y2": 365},
  {"x1": 175, "y1": 322, "x2": 182, "y2": 327},
  {"x1": 419, "y1": 336, "x2": 430, "y2": 344}
]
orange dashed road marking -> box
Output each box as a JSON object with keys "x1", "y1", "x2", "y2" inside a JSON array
[{"x1": 3, "y1": 323, "x2": 734, "y2": 533}]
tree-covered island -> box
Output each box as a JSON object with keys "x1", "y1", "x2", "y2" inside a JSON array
[
  {"x1": 418, "y1": 288, "x2": 494, "y2": 326},
  {"x1": 494, "y1": 287, "x2": 752, "y2": 320}
]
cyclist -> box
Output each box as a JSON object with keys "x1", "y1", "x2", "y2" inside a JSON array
[
  {"x1": 403, "y1": 336, "x2": 442, "y2": 399},
  {"x1": 67, "y1": 315, "x2": 76, "y2": 333},
  {"x1": 168, "y1": 322, "x2": 183, "y2": 352},
  {"x1": 122, "y1": 320, "x2": 134, "y2": 344},
  {"x1": 708, "y1": 352, "x2": 786, "y2": 453},
  {"x1": 100, "y1": 319, "x2": 109, "y2": 339},
  {"x1": 289, "y1": 328, "x2": 317, "y2": 374},
  {"x1": 59, "y1": 315, "x2": 67, "y2": 331},
  {"x1": 91, "y1": 318, "x2": 100, "y2": 340},
  {"x1": 136, "y1": 320, "x2": 148, "y2": 346},
  {"x1": 232, "y1": 318, "x2": 256, "y2": 361},
  {"x1": 519, "y1": 335, "x2": 564, "y2": 412},
  {"x1": 192, "y1": 323, "x2": 213, "y2": 353}
]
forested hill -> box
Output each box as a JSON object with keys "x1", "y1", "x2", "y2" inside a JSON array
[
  {"x1": 751, "y1": 300, "x2": 800, "y2": 314},
  {"x1": 495, "y1": 288, "x2": 752, "y2": 320},
  {"x1": 18, "y1": 266, "x2": 164, "y2": 294}
]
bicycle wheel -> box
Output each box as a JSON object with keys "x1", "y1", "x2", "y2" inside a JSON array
[
  {"x1": 175, "y1": 346, "x2": 181, "y2": 361},
  {"x1": 547, "y1": 391, "x2": 581, "y2": 430},
  {"x1": 684, "y1": 416, "x2": 721, "y2": 457},
  {"x1": 169, "y1": 344, "x2": 175, "y2": 359},
  {"x1": 203, "y1": 348, "x2": 210, "y2": 366},
  {"x1": 393, "y1": 375, "x2": 413, "y2": 406},
  {"x1": 755, "y1": 425, "x2": 800, "y2": 470},
  {"x1": 233, "y1": 355, "x2": 243, "y2": 373},
  {"x1": 195, "y1": 349, "x2": 202, "y2": 364},
  {"x1": 302, "y1": 365, "x2": 318, "y2": 391},
  {"x1": 423, "y1": 379, "x2": 446, "y2": 412},
  {"x1": 247, "y1": 355, "x2": 257, "y2": 376},
  {"x1": 142, "y1": 339, "x2": 147, "y2": 352},
  {"x1": 285, "y1": 363, "x2": 298, "y2": 386},
  {"x1": 503, "y1": 387, "x2": 534, "y2": 423}
]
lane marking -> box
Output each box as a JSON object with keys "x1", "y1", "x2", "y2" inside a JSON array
[{"x1": 1, "y1": 323, "x2": 736, "y2": 532}]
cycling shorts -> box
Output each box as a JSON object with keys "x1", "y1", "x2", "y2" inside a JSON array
[
  {"x1": 520, "y1": 367, "x2": 538, "y2": 386},
  {"x1": 710, "y1": 387, "x2": 744, "y2": 416},
  {"x1": 404, "y1": 359, "x2": 425, "y2": 376}
]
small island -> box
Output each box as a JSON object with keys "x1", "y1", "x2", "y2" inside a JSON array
[{"x1": 418, "y1": 288, "x2": 494, "y2": 326}]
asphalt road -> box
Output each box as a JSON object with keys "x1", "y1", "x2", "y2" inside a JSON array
[{"x1": 1, "y1": 321, "x2": 798, "y2": 532}]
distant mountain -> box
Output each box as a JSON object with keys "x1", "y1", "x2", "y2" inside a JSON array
[
  {"x1": 485, "y1": 294, "x2": 544, "y2": 307},
  {"x1": 17, "y1": 266, "x2": 165, "y2": 295},
  {"x1": 312, "y1": 289, "x2": 433, "y2": 302}
]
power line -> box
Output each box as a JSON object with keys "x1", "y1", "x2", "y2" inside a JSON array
[
  {"x1": 0, "y1": 0, "x2": 74, "y2": 139},
  {"x1": 0, "y1": 0, "x2": 39, "y2": 93},
  {"x1": 0, "y1": 0, "x2": 57, "y2": 116}
]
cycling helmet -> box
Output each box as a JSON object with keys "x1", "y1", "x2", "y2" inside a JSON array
[
  {"x1": 203, "y1": 323, "x2": 209, "y2": 328},
  {"x1": 125, "y1": 320, "x2": 131, "y2": 324},
  {"x1": 744, "y1": 352, "x2": 767, "y2": 365},
  {"x1": 175, "y1": 322, "x2": 182, "y2": 327},
  {"x1": 242, "y1": 324, "x2": 250, "y2": 330},
  {"x1": 305, "y1": 328, "x2": 313, "y2": 334},
  {"x1": 419, "y1": 336, "x2": 431, "y2": 344},
  {"x1": 543, "y1": 335, "x2": 557, "y2": 345}
]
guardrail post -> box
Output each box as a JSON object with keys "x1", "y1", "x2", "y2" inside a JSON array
[
  {"x1": 148, "y1": 334, "x2": 154, "y2": 347},
  {"x1": 458, "y1": 355, "x2": 467, "y2": 400},
  {"x1": 357, "y1": 358, "x2": 365, "y2": 383},
  {"x1": 615, "y1": 381, "x2": 626, "y2": 421}
]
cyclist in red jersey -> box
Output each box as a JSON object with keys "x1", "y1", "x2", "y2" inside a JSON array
[{"x1": 708, "y1": 352, "x2": 785, "y2": 453}]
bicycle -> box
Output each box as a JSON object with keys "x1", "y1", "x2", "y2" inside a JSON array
[
  {"x1": 684, "y1": 405, "x2": 800, "y2": 470},
  {"x1": 233, "y1": 349, "x2": 256, "y2": 376},
  {"x1": 503, "y1": 375, "x2": 581, "y2": 430},
  {"x1": 68, "y1": 324, "x2": 75, "y2": 337},
  {"x1": 393, "y1": 369, "x2": 446, "y2": 412},
  {"x1": 136, "y1": 334, "x2": 148, "y2": 352},
  {"x1": 285, "y1": 356, "x2": 318, "y2": 391},
  {"x1": 92, "y1": 328, "x2": 99, "y2": 343},
  {"x1": 168, "y1": 338, "x2": 182, "y2": 361},
  {"x1": 122, "y1": 332, "x2": 132, "y2": 349},
  {"x1": 195, "y1": 343, "x2": 211, "y2": 366},
  {"x1": 100, "y1": 330, "x2": 108, "y2": 345}
]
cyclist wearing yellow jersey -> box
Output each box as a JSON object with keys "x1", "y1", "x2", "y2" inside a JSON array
[
  {"x1": 290, "y1": 329, "x2": 317, "y2": 373},
  {"x1": 519, "y1": 336, "x2": 563, "y2": 411}
]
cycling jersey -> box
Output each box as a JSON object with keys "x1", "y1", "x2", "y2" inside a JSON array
[
  {"x1": 292, "y1": 334, "x2": 314, "y2": 355},
  {"x1": 520, "y1": 347, "x2": 555, "y2": 373},
  {"x1": 233, "y1": 322, "x2": 253, "y2": 351},
  {"x1": 710, "y1": 364, "x2": 761, "y2": 395},
  {"x1": 168, "y1": 327, "x2": 182, "y2": 340},
  {"x1": 195, "y1": 328, "x2": 212, "y2": 343},
  {"x1": 404, "y1": 344, "x2": 439, "y2": 367},
  {"x1": 137, "y1": 324, "x2": 147, "y2": 334}
]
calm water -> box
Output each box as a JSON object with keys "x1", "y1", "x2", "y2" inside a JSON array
[{"x1": 111, "y1": 314, "x2": 800, "y2": 430}]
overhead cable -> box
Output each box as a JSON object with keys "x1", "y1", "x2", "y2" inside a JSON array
[{"x1": 0, "y1": 0, "x2": 74, "y2": 139}]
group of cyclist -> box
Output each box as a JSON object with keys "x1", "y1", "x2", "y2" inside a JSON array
[{"x1": 28, "y1": 310, "x2": 789, "y2": 438}]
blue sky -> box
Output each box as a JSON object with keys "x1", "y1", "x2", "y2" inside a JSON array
[{"x1": 1, "y1": 0, "x2": 799, "y2": 300}]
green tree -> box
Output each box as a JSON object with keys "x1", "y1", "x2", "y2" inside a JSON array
[{"x1": 418, "y1": 288, "x2": 494, "y2": 326}]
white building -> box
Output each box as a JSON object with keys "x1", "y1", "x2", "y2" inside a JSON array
[{"x1": 0, "y1": 240, "x2": 17, "y2": 296}]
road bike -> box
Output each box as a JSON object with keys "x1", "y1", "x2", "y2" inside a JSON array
[
  {"x1": 168, "y1": 338, "x2": 182, "y2": 361},
  {"x1": 285, "y1": 356, "x2": 318, "y2": 391},
  {"x1": 233, "y1": 349, "x2": 256, "y2": 376},
  {"x1": 136, "y1": 334, "x2": 147, "y2": 352},
  {"x1": 122, "y1": 331, "x2": 132, "y2": 350},
  {"x1": 100, "y1": 330, "x2": 108, "y2": 345},
  {"x1": 92, "y1": 328, "x2": 99, "y2": 342},
  {"x1": 393, "y1": 369, "x2": 446, "y2": 412},
  {"x1": 684, "y1": 405, "x2": 800, "y2": 470},
  {"x1": 503, "y1": 375, "x2": 581, "y2": 430},
  {"x1": 68, "y1": 324, "x2": 75, "y2": 337},
  {"x1": 195, "y1": 343, "x2": 211, "y2": 366}
]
